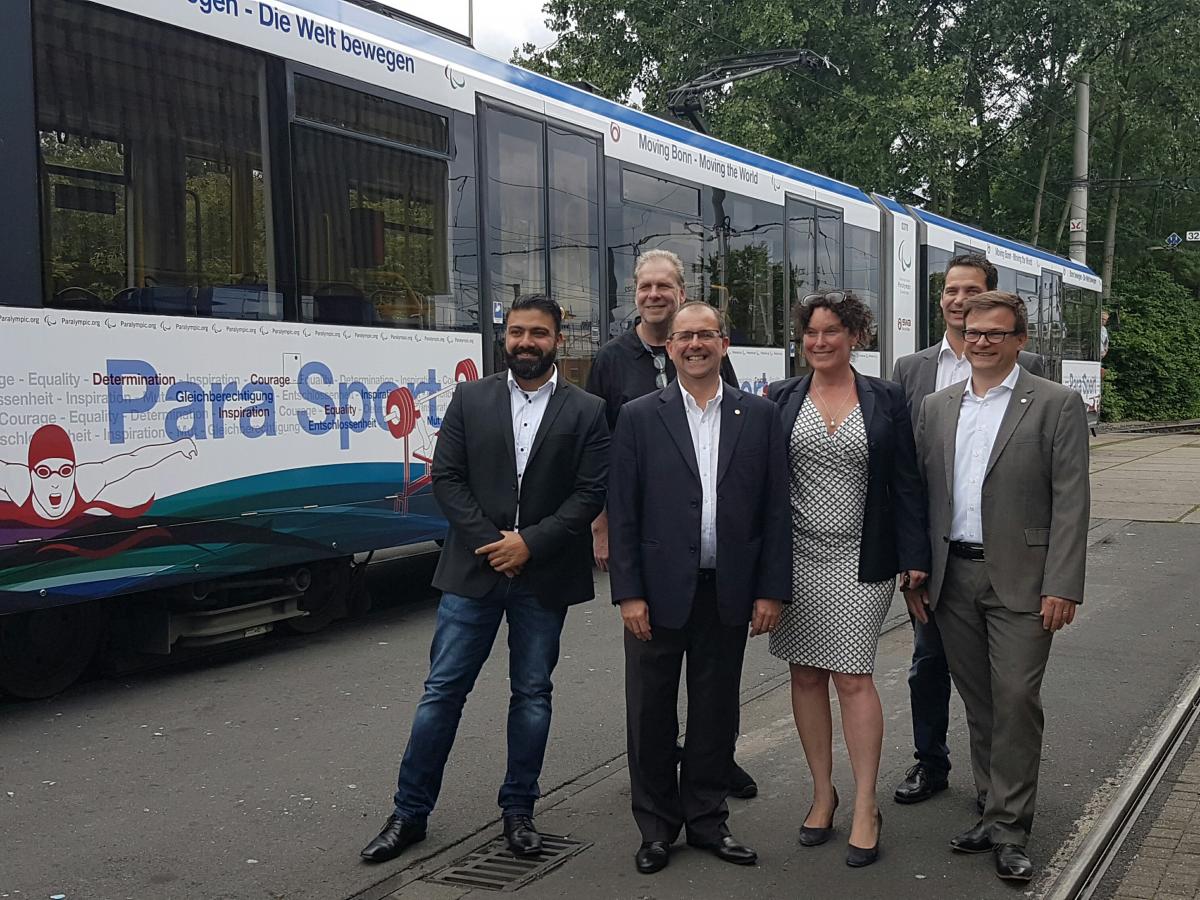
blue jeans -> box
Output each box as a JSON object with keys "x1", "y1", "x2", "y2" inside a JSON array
[
  {"x1": 908, "y1": 609, "x2": 952, "y2": 774},
  {"x1": 392, "y1": 583, "x2": 567, "y2": 824}
]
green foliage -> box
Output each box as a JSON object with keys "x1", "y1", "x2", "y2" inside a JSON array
[
  {"x1": 1103, "y1": 267, "x2": 1200, "y2": 420},
  {"x1": 514, "y1": 0, "x2": 1200, "y2": 419}
]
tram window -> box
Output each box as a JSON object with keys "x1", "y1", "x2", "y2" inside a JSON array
[
  {"x1": 485, "y1": 110, "x2": 547, "y2": 304},
  {"x1": 785, "y1": 198, "x2": 844, "y2": 321},
  {"x1": 786, "y1": 199, "x2": 816, "y2": 306},
  {"x1": 996, "y1": 264, "x2": 1017, "y2": 294},
  {"x1": 446, "y1": 114, "x2": 481, "y2": 332},
  {"x1": 923, "y1": 246, "x2": 952, "y2": 346},
  {"x1": 548, "y1": 127, "x2": 602, "y2": 384},
  {"x1": 185, "y1": 157, "x2": 269, "y2": 295},
  {"x1": 815, "y1": 207, "x2": 843, "y2": 289},
  {"x1": 1063, "y1": 286, "x2": 1100, "y2": 361},
  {"x1": 711, "y1": 193, "x2": 785, "y2": 347},
  {"x1": 40, "y1": 134, "x2": 128, "y2": 305},
  {"x1": 844, "y1": 224, "x2": 881, "y2": 351},
  {"x1": 292, "y1": 126, "x2": 450, "y2": 328},
  {"x1": 1017, "y1": 271, "x2": 1040, "y2": 344},
  {"x1": 294, "y1": 75, "x2": 449, "y2": 155},
  {"x1": 606, "y1": 161, "x2": 705, "y2": 336},
  {"x1": 33, "y1": 0, "x2": 275, "y2": 319},
  {"x1": 622, "y1": 169, "x2": 700, "y2": 218}
]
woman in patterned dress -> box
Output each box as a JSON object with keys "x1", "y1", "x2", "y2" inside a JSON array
[{"x1": 766, "y1": 291, "x2": 930, "y2": 867}]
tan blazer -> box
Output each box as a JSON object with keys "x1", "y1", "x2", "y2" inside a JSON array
[{"x1": 915, "y1": 367, "x2": 1090, "y2": 613}]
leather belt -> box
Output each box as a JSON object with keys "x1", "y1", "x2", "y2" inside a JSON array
[
  {"x1": 948, "y1": 540, "x2": 986, "y2": 561},
  {"x1": 698, "y1": 568, "x2": 717, "y2": 580}
]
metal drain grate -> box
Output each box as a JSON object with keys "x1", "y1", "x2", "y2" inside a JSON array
[{"x1": 424, "y1": 832, "x2": 591, "y2": 891}]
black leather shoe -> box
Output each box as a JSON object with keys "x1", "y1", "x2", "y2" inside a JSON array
[
  {"x1": 846, "y1": 810, "x2": 882, "y2": 868},
  {"x1": 503, "y1": 814, "x2": 542, "y2": 858},
  {"x1": 893, "y1": 763, "x2": 949, "y2": 804},
  {"x1": 949, "y1": 820, "x2": 996, "y2": 854},
  {"x1": 635, "y1": 841, "x2": 670, "y2": 874},
  {"x1": 995, "y1": 844, "x2": 1034, "y2": 881},
  {"x1": 976, "y1": 790, "x2": 988, "y2": 815},
  {"x1": 729, "y1": 761, "x2": 758, "y2": 799},
  {"x1": 799, "y1": 787, "x2": 839, "y2": 847},
  {"x1": 360, "y1": 814, "x2": 426, "y2": 862},
  {"x1": 687, "y1": 834, "x2": 758, "y2": 865}
]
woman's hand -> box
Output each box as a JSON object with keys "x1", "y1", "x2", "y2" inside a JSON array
[{"x1": 903, "y1": 587, "x2": 930, "y2": 624}]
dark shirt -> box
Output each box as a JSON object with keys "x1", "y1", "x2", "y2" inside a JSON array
[{"x1": 586, "y1": 319, "x2": 739, "y2": 430}]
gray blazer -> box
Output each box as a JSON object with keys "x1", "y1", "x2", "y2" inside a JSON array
[
  {"x1": 893, "y1": 343, "x2": 1044, "y2": 433},
  {"x1": 914, "y1": 367, "x2": 1090, "y2": 613}
]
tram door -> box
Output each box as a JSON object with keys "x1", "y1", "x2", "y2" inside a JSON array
[
  {"x1": 477, "y1": 100, "x2": 604, "y2": 387},
  {"x1": 1035, "y1": 269, "x2": 1064, "y2": 382}
]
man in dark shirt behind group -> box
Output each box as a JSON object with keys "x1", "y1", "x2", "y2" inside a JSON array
[{"x1": 585, "y1": 249, "x2": 754, "y2": 798}]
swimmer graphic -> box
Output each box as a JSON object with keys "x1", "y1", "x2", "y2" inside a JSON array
[{"x1": 0, "y1": 424, "x2": 196, "y2": 528}]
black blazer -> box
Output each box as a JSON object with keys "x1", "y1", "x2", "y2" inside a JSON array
[
  {"x1": 607, "y1": 381, "x2": 791, "y2": 629},
  {"x1": 767, "y1": 372, "x2": 930, "y2": 581},
  {"x1": 431, "y1": 372, "x2": 610, "y2": 607}
]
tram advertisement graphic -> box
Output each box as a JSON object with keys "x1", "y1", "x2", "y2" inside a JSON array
[
  {"x1": 0, "y1": 309, "x2": 481, "y2": 607},
  {"x1": 1061, "y1": 360, "x2": 1102, "y2": 416}
]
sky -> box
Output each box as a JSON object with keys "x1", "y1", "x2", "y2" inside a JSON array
[{"x1": 472, "y1": 0, "x2": 556, "y2": 62}]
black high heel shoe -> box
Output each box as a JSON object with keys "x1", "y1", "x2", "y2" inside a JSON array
[
  {"x1": 846, "y1": 809, "x2": 882, "y2": 867},
  {"x1": 798, "y1": 787, "x2": 839, "y2": 847}
]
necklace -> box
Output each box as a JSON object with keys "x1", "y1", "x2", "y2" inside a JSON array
[{"x1": 811, "y1": 380, "x2": 855, "y2": 431}]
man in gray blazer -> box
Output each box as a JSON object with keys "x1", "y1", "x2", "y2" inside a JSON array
[
  {"x1": 905, "y1": 290, "x2": 1089, "y2": 883},
  {"x1": 892, "y1": 253, "x2": 1043, "y2": 811}
]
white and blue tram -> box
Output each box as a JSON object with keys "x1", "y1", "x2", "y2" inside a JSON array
[{"x1": 0, "y1": 0, "x2": 1102, "y2": 695}]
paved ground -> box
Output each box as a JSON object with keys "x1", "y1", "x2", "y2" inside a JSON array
[
  {"x1": 1, "y1": 434, "x2": 1198, "y2": 900},
  {"x1": 1095, "y1": 718, "x2": 1200, "y2": 900},
  {"x1": 1090, "y1": 434, "x2": 1200, "y2": 523}
]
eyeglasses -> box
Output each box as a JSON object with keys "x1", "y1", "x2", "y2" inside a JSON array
[
  {"x1": 800, "y1": 291, "x2": 847, "y2": 307},
  {"x1": 667, "y1": 329, "x2": 724, "y2": 344},
  {"x1": 651, "y1": 352, "x2": 668, "y2": 389},
  {"x1": 963, "y1": 328, "x2": 1019, "y2": 344},
  {"x1": 34, "y1": 463, "x2": 74, "y2": 479}
]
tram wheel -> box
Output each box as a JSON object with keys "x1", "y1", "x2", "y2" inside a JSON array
[
  {"x1": 0, "y1": 601, "x2": 107, "y2": 699},
  {"x1": 282, "y1": 591, "x2": 339, "y2": 634}
]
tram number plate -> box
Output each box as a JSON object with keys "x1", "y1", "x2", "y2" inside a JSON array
[{"x1": 244, "y1": 625, "x2": 271, "y2": 638}]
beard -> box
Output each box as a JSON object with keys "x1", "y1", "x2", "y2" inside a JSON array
[{"x1": 505, "y1": 344, "x2": 557, "y2": 380}]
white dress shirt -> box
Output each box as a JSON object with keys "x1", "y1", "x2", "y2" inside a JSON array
[
  {"x1": 935, "y1": 334, "x2": 973, "y2": 391},
  {"x1": 680, "y1": 381, "x2": 722, "y2": 569},
  {"x1": 950, "y1": 363, "x2": 1021, "y2": 543},
  {"x1": 508, "y1": 366, "x2": 558, "y2": 528}
]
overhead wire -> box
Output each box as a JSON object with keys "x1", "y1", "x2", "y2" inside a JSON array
[{"x1": 628, "y1": 0, "x2": 1085, "y2": 212}]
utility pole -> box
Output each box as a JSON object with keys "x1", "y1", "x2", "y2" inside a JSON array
[{"x1": 1069, "y1": 74, "x2": 1090, "y2": 264}]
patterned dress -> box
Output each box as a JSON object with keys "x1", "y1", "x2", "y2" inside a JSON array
[{"x1": 769, "y1": 396, "x2": 896, "y2": 674}]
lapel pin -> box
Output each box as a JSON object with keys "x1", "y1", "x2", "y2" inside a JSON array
[
  {"x1": 735, "y1": 409, "x2": 741, "y2": 415},
  {"x1": 1020, "y1": 398, "x2": 1028, "y2": 404}
]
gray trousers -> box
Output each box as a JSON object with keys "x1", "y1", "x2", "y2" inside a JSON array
[{"x1": 937, "y1": 555, "x2": 1054, "y2": 846}]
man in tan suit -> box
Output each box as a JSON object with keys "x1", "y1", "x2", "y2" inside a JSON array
[
  {"x1": 905, "y1": 291, "x2": 1089, "y2": 882},
  {"x1": 891, "y1": 253, "x2": 1043, "y2": 812}
]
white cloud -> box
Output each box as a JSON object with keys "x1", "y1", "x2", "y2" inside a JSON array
[{"x1": 472, "y1": 0, "x2": 556, "y2": 61}]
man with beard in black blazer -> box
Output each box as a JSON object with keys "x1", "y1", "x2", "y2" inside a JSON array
[
  {"x1": 607, "y1": 300, "x2": 790, "y2": 875},
  {"x1": 361, "y1": 295, "x2": 609, "y2": 864}
]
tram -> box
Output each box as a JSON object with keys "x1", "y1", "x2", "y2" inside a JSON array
[{"x1": 0, "y1": 0, "x2": 1102, "y2": 696}]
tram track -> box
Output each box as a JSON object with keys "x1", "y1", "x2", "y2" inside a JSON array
[
  {"x1": 1097, "y1": 420, "x2": 1200, "y2": 436},
  {"x1": 1045, "y1": 664, "x2": 1200, "y2": 900}
]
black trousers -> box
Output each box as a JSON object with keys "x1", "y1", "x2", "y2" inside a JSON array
[{"x1": 624, "y1": 574, "x2": 748, "y2": 844}]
